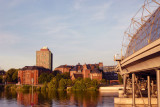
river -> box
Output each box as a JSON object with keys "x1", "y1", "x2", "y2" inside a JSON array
[{"x1": 0, "y1": 90, "x2": 118, "y2": 107}]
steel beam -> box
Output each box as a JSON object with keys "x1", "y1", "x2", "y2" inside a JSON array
[
  {"x1": 157, "y1": 70, "x2": 160, "y2": 107},
  {"x1": 147, "y1": 76, "x2": 151, "y2": 107},
  {"x1": 132, "y1": 73, "x2": 135, "y2": 107}
]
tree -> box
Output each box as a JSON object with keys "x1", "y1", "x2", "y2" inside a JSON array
[
  {"x1": 12, "y1": 71, "x2": 18, "y2": 82},
  {"x1": 62, "y1": 72, "x2": 70, "y2": 79},
  {"x1": 84, "y1": 78, "x2": 91, "y2": 88},
  {"x1": 48, "y1": 77, "x2": 58, "y2": 90},
  {"x1": 67, "y1": 79, "x2": 72, "y2": 87},
  {"x1": 100, "y1": 79, "x2": 106, "y2": 85},
  {"x1": 0, "y1": 76, "x2": 3, "y2": 83},
  {"x1": 38, "y1": 73, "x2": 54, "y2": 84},
  {"x1": 59, "y1": 78, "x2": 67, "y2": 90},
  {"x1": 91, "y1": 79, "x2": 98, "y2": 88},
  {"x1": 6, "y1": 68, "x2": 18, "y2": 82},
  {"x1": 38, "y1": 73, "x2": 48, "y2": 84},
  {"x1": 118, "y1": 74, "x2": 123, "y2": 84},
  {"x1": 72, "y1": 80, "x2": 86, "y2": 90}
]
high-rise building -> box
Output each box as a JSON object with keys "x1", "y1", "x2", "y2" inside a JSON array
[{"x1": 36, "y1": 46, "x2": 53, "y2": 71}]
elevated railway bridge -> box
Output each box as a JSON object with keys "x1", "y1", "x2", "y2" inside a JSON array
[{"x1": 115, "y1": 0, "x2": 160, "y2": 106}]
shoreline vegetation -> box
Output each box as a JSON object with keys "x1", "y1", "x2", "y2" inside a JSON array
[
  {"x1": 1, "y1": 77, "x2": 107, "y2": 92},
  {"x1": 1, "y1": 69, "x2": 123, "y2": 92}
]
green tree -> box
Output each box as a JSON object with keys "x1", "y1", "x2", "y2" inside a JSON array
[
  {"x1": 84, "y1": 78, "x2": 92, "y2": 88},
  {"x1": 48, "y1": 77, "x2": 58, "y2": 90},
  {"x1": 62, "y1": 72, "x2": 70, "y2": 79},
  {"x1": 12, "y1": 71, "x2": 18, "y2": 82},
  {"x1": 38, "y1": 73, "x2": 48, "y2": 84},
  {"x1": 6, "y1": 68, "x2": 18, "y2": 82},
  {"x1": 56, "y1": 74, "x2": 62, "y2": 81},
  {"x1": 59, "y1": 78, "x2": 67, "y2": 90},
  {"x1": 67, "y1": 79, "x2": 72, "y2": 87},
  {"x1": 118, "y1": 74, "x2": 123, "y2": 84},
  {"x1": 0, "y1": 76, "x2": 3, "y2": 83},
  {"x1": 38, "y1": 73, "x2": 54, "y2": 84},
  {"x1": 100, "y1": 79, "x2": 106, "y2": 85},
  {"x1": 72, "y1": 80, "x2": 86, "y2": 90},
  {"x1": 91, "y1": 79, "x2": 98, "y2": 88}
]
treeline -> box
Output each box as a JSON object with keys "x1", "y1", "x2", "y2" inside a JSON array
[
  {"x1": 0, "y1": 69, "x2": 18, "y2": 83},
  {"x1": 40, "y1": 72, "x2": 106, "y2": 91}
]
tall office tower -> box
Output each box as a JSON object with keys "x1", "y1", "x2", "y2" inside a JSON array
[{"x1": 36, "y1": 46, "x2": 53, "y2": 71}]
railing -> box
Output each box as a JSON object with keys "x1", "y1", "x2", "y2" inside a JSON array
[{"x1": 125, "y1": 6, "x2": 160, "y2": 57}]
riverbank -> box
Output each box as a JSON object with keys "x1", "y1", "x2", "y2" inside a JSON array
[{"x1": 1, "y1": 84, "x2": 124, "y2": 92}]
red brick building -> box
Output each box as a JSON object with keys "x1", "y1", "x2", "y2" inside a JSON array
[
  {"x1": 18, "y1": 66, "x2": 51, "y2": 85},
  {"x1": 69, "y1": 63, "x2": 103, "y2": 81},
  {"x1": 54, "y1": 65, "x2": 73, "y2": 73}
]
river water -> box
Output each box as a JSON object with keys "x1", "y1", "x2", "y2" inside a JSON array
[{"x1": 0, "y1": 90, "x2": 118, "y2": 107}]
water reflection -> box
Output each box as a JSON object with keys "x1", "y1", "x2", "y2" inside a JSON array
[
  {"x1": 17, "y1": 92, "x2": 38, "y2": 106},
  {"x1": 0, "y1": 90, "x2": 118, "y2": 107}
]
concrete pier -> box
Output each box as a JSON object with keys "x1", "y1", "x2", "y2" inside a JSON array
[{"x1": 114, "y1": 97, "x2": 157, "y2": 105}]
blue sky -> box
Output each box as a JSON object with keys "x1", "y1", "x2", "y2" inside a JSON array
[{"x1": 0, "y1": 0, "x2": 145, "y2": 71}]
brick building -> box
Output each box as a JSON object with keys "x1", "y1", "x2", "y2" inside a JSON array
[
  {"x1": 18, "y1": 66, "x2": 51, "y2": 85},
  {"x1": 69, "y1": 63, "x2": 102, "y2": 81},
  {"x1": 36, "y1": 46, "x2": 53, "y2": 71},
  {"x1": 54, "y1": 65, "x2": 73, "y2": 73},
  {"x1": 103, "y1": 66, "x2": 118, "y2": 80}
]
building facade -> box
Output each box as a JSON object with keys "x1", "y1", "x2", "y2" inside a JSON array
[
  {"x1": 69, "y1": 63, "x2": 103, "y2": 81},
  {"x1": 54, "y1": 65, "x2": 73, "y2": 73},
  {"x1": 18, "y1": 66, "x2": 51, "y2": 85},
  {"x1": 36, "y1": 47, "x2": 53, "y2": 71}
]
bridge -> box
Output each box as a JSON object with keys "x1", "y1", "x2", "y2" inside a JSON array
[{"x1": 115, "y1": 0, "x2": 160, "y2": 107}]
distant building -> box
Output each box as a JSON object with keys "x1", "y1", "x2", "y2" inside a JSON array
[
  {"x1": 69, "y1": 63, "x2": 103, "y2": 81},
  {"x1": 103, "y1": 66, "x2": 118, "y2": 80},
  {"x1": 54, "y1": 65, "x2": 73, "y2": 73},
  {"x1": 18, "y1": 66, "x2": 51, "y2": 85},
  {"x1": 36, "y1": 46, "x2": 53, "y2": 71}
]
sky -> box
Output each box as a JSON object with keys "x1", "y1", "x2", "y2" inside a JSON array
[{"x1": 0, "y1": 0, "x2": 145, "y2": 71}]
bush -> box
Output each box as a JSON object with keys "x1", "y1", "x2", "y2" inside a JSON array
[
  {"x1": 67, "y1": 79, "x2": 72, "y2": 87},
  {"x1": 59, "y1": 78, "x2": 67, "y2": 90},
  {"x1": 38, "y1": 73, "x2": 54, "y2": 84},
  {"x1": 72, "y1": 80, "x2": 86, "y2": 90},
  {"x1": 48, "y1": 78, "x2": 58, "y2": 90},
  {"x1": 91, "y1": 79, "x2": 98, "y2": 88},
  {"x1": 84, "y1": 78, "x2": 91, "y2": 88},
  {"x1": 107, "y1": 80, "x2": 110, "y2": 85},
  {"x1": 22, "y1": 85, "x2": 31, "y2": 90},
  {"x1": 100, "y1": 79, "x2": 106, "y2": 85}
]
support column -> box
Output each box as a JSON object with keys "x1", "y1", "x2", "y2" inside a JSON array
[
  {"x1": 132, "y1": 73, "x2": 135, "y2": 107},
  {"x1": 157, "y1": 70, "x2": 160, "y2": 107},
  {"x1": 151, "y1": 80, "x2": 154, "y2": 95},
  {"x1": 147, "y1": 76, "x2": 151, "y2": 107},
  {"x1": 123, "y1": 74, "x2": 127, "y2": 95}
]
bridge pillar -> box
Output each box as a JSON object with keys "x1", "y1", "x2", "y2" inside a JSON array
[
  {"x1": 123, "y1": 74, "x2": 127, "y2": 95},
  {"x1": 147, "y1": 76, "x2": 151, "y2": 107},
  {"x1": 132, "y1": 73, "x2": 135, "y2": 107},
  {"x1": 157, "y1": 70, "x2": 160, "y2": 107}
]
